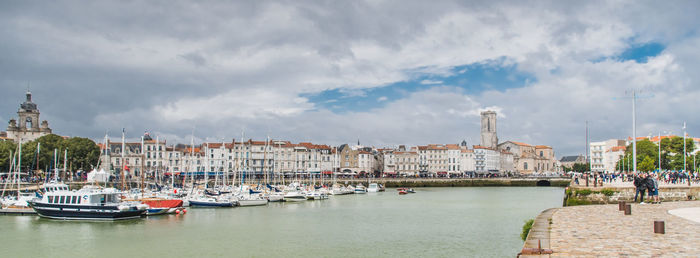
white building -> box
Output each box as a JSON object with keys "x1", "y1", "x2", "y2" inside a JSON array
[
  {"x1": 590, "y1": 139, "x2": 626, "y2": 172},
  {"x1": 474, "y1": 146, "x2": 500, "y2": 173}
]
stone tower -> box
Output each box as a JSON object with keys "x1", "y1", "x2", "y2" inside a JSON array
[
  {"x1": 480, "y1": 110, "x2": 498, "y2": 148},
  {"x1": 6, "y1": 91, "x2": 52, "y2": 142}
]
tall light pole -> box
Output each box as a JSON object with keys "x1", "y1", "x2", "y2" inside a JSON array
[
  {"x1": 658, "y1": 131, "x2": 661, "y2": 173},
  {"x1": 632, "y1": 90, "x2": 637, "y2": 174},
  {"x1": 684, "y1": 122, "x2": 689, "y2": 186}
]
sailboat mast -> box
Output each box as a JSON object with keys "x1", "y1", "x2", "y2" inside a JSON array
[
  {"x1": 140, "y1": 135, "x2": 145, "y2": 198},
  {"x1": 121, "y1": 129, "x2": 126, "y2": 191},
  {"x1": 63, "y1": 149, "x2": 67, "y2": 182},
  {"x1": 262, "y1": 136, "x2": 269, "y2": 185},
  {"x1": 53, "y1": 148, "x2": 58, "y2": 181},
  {"x1": 155, "y1": 135, "x2": 160, "y2": 185},
  {"x1": 17, "y1": 139, "x2": 22, "y2": 196},
  {"x1": 190, "y1": 133, "x2": 195, "y2": 191}
]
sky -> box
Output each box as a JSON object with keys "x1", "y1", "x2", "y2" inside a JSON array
[{"x1": 1, "y1": 0, "x2": 699, "y2": 157}]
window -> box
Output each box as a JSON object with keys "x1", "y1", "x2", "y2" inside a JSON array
[
  {"x1": 524, "y1": 162, "x2": 528, "y2": 170},
  {"x1": 48, "y1": 196, "x2": 54, "y2": 203},
  {"x1": 71, "y1": 196, "x2": 77, "y2": 204},
  {"x1": 60, "y1": 196, "x2": 66, "y2": 204}
]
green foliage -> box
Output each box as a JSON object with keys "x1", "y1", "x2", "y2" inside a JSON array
[
  {"x1": 16, "y1": 134, "x2": 99, "y2": 173},
  {"x1": 571, "y1": 162, "x2": 590, "y2": 172},
  {"x1": 638, "y1": 156, "x2": 656, "y2": 172},
  {"x1": 64, "y1": 137, "x2": 100, "y2": 171},
  {"x1": 576, "y1": 189, "x2": 592, "y2": 196},
  {"x1": 0, "y1": 141, "x2": 18, "y2": 172},
  {"x1": 566, "y1": 198, "x2": 592, "y2": 206},
  {"x1": 521, "y1": 219, "x2": 534, "y2": 241},
  {"x1": 599, "y1": 188, "x2": 617, "y2": 196}
]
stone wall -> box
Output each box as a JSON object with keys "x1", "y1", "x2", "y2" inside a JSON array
[{"x1": 565, "y1": 186, "x2": 700, "y2": 206}]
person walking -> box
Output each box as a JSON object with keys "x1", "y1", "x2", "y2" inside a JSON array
[
  {"x1": 633, "y1": 173, "x2": 642, "y2": 202},
  {"x1": 650, "y1": 174, "x2": 660, "y2": 204},
  {"x1": 637, "y1": 173, "x2": 648, "y2": 204},
  {"x1": 644, "y1": 173, "x2": 655, "y2": 204}
]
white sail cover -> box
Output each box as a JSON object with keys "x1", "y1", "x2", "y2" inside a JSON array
[{"x1": 87, "y1": 169, "x2": 110, "y2": 183}]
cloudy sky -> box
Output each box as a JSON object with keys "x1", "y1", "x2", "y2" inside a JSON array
[{"x1": 1, "y1": 1, "x2": 699, "y2": 156}]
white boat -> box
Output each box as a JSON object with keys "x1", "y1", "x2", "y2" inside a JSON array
[
  {"x1": 330, "y1": 185, "x2": 345, "y2": 195},
  {"x1": 268, "y1": 191, "x2": 285, "y2": 202},
  {"x1": 343, "y1": 185, "x2": 355, "y2": 195},
  {"x1": 354, "y1": 184, "x2": 367, "y2": 194},
  {"x1": 283, "y1": 191, "x2": 307, "y2": 202},
  {"x1": 367, "y1": 183, "x2": 380, "y2": 193},
  {"x1": 305, "y1": 189, "x2": 329, "y2": 200},
  {"x1": 237, "y1": 198, "x2": 268, "y2": 207},
  {"x1": 236, "y1": 191, "x2": 268, "y2": 207}
]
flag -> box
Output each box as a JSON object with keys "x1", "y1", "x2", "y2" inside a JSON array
[{"x1": 124, "y1": 165, "x2": 130, "y2": 172}]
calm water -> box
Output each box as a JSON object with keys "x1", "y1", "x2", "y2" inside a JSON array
[{"x1": 0, "y1": 187, "x2": 563, "y2": 257}]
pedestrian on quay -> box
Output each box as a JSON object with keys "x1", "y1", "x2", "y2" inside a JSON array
[
  {"x1": 650, "y1": 173, "x2": 660, "y2": 204},
  {"x1": 633, "y1": 173, "x2": 643, "y2": 202},
  {"x1": 574, "y1": 174, "x2": 579, "y2": 185},
  {"x1": 638, "y1": 173, "x2": 648, "y2": 204},
  {"x1": 645, "y1": 173, "x2": 654, "y2": 203}
]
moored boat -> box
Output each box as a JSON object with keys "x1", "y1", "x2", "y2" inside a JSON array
[{"x1": 27, "y1": 186, "x2": 147, "y2": 221}]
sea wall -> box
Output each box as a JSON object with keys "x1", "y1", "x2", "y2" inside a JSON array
[
  {"x1": 564, "y1": 186, "x2": 700, "y2": 206},
  {"x1": 65, "y1": 178, "x2": 570, "y2": 189}
]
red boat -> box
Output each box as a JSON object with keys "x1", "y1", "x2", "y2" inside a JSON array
[
  {"x1": 398, "y1": 190, "x2": 408, "y2": 195},
  {"x1": 141, "y1": 199, "x2": 184, "y2": 216}
]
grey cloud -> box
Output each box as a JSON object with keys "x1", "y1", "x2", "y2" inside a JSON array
[{"x1": 1, "y1": 0, "x2": 700, "y2": 157}]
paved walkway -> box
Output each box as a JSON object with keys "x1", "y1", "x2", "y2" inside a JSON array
[
  {"x1": 549, "y1": 201, "x2": 700, "y2": 257},
  {"x1": 669, "y1": 207, "x2": 700, "y2": 224}
]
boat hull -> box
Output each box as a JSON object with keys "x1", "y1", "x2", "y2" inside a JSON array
[
  {"x1": 238, "y1": 200, "x2": 268, "y2": 206},
  {"x1": 283, "y1": 196, "x2": 306, "y2": 202},
  {"x1": 188, "y1": 200, "x2": 235, "y2": 207},
  {"x1": 29, "y1": 202, "x2": 145, "y2": 221}
]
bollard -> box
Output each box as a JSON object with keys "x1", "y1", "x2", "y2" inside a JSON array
[
  {"x1": 654, "y1": 221, "x2": 665, "y2": 234},
  {"x1": 618, "y1": 201, "x2": 626, "y2": 211},
  {"x1": 624, "y1": 204, "x2": 632, "y2": 215}
]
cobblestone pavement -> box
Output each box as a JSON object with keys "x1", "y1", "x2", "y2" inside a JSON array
[{"x1": 549, "y1": 201, "x2": 700, "y2": 257}]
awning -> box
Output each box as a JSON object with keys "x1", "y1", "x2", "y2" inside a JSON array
[
  {"x1": 322, "y1": 171, "x2": 333, "y2": 175},
  {"x1": 437, "y1": 172, "x2": 448, "y2": 175}
]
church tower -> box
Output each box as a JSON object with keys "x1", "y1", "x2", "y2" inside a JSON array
[
  {"x1": 480, "y1": 110, "x2": 498, "y2": 148},
  {"x1": 6, "y1": 91, "x2": 52, "y2": 142}
]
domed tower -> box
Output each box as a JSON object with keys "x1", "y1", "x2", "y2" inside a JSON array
[{"x1": 7, "y1": 91, "x2": 52, "y2": 142}]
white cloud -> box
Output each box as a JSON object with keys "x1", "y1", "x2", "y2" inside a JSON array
[
  {"x1": 420, "y1": 79, "x2": 443, "y2": 85},
  {"x1": 2, "y1": 0, "x2": 700, "y2": 157}
]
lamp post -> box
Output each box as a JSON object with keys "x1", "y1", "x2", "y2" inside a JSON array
[{"x1": 684, "y1": 122, "x2": 689, "y2": 186}]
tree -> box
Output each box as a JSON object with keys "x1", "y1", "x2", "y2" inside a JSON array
[
  {"x1": 64, "y1": 137, "x2": 100, "y2": 171},
  {"x1": 572, "y1": 162, "x2": 590, "y2": 172},
  {"x1": 0, "y1": 141, "x2": 18, "y2": 172},
  {"x1": 660, "y1": 136, "x2": 695, "y2": 171},
  {"x1": 21, "y1": 134, "x2": 66, "y2": 173},
  {"x1": 638, "y1": 156, "x2": 656, "y2": 172},
  {"x1": 14, "y1": 134, "x2": 99, "y2": 174},
  {"x1": 621, "y1": 139, "x2": 659, "y2": 172}
]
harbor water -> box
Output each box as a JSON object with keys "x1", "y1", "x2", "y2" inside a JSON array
[{"x1": 0, "y1": 187, "x2": 563, "y2": 257}]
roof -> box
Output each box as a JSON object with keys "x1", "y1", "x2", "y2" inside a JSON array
[
  {"x1": 473, "y1": 145, "x2": 495, "y2": 150},
  {"x1": 535, "y1": 145, "x2": 552, "y2": 149},
  {"x1": 511, "y1": 141, "x2": 532, "y2": 147},
  {"x1": 560, "y1": 155, "x2": 583, "y2": 162},
  {"x1": 610, "y1": 146, "x2": 626, "y2": 152},
  {"x1": 446, "y1": 144, "x2": 460, "y2": 150}
]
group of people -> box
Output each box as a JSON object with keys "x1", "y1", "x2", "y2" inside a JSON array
[{"x1": 633, "y1": 173, "x2": 660, "y2": 204}]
